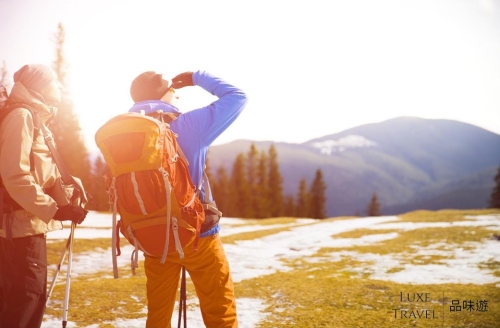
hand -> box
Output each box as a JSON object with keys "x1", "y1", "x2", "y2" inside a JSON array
[
  {"x1": 170, "y1": 72, "x2": 194, "y2": 89},
  {"x1": 53, "y1": 204, "x2": 88, "y2": 224}
]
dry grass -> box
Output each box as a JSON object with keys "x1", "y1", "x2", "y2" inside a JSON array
[{"x1": 44, "y1": 209, "x2": 500, "y2": 327}]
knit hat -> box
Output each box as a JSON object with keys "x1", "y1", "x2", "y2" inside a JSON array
[
  {"x1": 13, "y1": 64, "x2": 57, "y2": 93},
  {"x1": 130, "y1": 71, "x2": 171, "y2": 103}
]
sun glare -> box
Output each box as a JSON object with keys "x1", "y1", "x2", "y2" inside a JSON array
[{"x1": 3, "y1": 0, "x2": 498, "y2": 152}]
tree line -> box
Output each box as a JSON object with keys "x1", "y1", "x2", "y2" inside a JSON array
[
  {"x1": 2, "y1": 23, "x2": 500, "y2": 217},
  {"x1": 91, "y1": 142, "x2": 330, "y2": 219},
  {"x1": 207, "y1": 143, "x2": 327, "y2": 219}
]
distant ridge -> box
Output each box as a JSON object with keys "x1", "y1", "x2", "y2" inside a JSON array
[{"x1": 208, "y1": 117, "x2": 500, "y2": 216}]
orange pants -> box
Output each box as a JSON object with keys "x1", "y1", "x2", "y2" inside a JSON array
[{"x1": 144, "y1": 233, "x2": 237, "y2": 328}]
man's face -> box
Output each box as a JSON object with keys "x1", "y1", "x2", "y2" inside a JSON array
[{"x1": 41, "y1": 80, "x2": 63, "y2": 106}]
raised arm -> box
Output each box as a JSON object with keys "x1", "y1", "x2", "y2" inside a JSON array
[{"x1": 174, "y1": 71, "x2": 248, "y2": 146}]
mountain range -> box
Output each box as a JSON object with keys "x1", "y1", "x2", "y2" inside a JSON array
[{"x1": 207, "y1": 116, "x2": 500, "y2": 217}]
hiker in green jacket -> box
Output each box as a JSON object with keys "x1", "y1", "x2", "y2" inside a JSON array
[{"x1": 0, "y1": 64, "x2": 88, "y2": 328}]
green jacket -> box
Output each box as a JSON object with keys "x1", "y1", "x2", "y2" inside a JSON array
[{"x1": 0, "y1": 82, "x2": 62, "y2": 238}]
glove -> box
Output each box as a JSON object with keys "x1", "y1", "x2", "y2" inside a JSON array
[
  {"x1": 170, "y1": 72, "x2": 194, "y2": 89},
  {"x1": 53, "y1": 204, "x2": 88, "y2": 224}
]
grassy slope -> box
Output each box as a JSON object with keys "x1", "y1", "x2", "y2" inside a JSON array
[{"x1": 44, "y1": 209, "x2": 500, "y2": 328}]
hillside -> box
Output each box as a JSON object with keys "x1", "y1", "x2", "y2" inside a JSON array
[{"x1": 207, "y1": 117, "x2": 500, "y2": 216}]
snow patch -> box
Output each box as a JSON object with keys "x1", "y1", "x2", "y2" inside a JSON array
[{"x1": 312, "y1": 135, "x2": 377, "y2": 154}]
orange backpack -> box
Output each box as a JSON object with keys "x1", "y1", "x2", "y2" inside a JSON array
[{"x1": 95, "y1": 112, "x2": 205, "y2": 277}]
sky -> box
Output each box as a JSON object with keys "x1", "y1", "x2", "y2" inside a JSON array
[
  {"x1": 42, "y1": 212, "x2": 500, "y2": 327},
  {"x1": 1, "y1": 0, "x2": 500, "y2": 153}
]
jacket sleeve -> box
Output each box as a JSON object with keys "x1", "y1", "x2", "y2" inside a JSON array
[
  {"x1": 0, "y1": 108, "x2": 58, "y2": 223},
  {"x1": 180, "y1": 71, "x2": 249, "y2": 147}
]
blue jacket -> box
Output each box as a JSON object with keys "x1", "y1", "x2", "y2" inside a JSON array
[{"x1": 128, "y1": 71, "x2": 248, "y2": 237}]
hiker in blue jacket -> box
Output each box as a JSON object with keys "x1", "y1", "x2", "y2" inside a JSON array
[{"x1": 129, "y1": 70, "x2": 248, "y2": 327}]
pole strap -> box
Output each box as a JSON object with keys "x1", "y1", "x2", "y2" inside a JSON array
[{"x1": 39, "y1": 124, "x2": 75, "y2": 186}]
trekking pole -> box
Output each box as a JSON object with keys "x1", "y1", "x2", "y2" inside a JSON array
[
  {"x1": 62, "y1": 221, "x2": 76, "y2": 328},
  {"x1": 177, "y1": 266, "x2": 187, "y2": 328},
  {"x1": 182, "y1": 267, "x2": 187, "y2": 327},
  {"x1": 46, "y1": 232, "x2": 72, "y2": 306}
]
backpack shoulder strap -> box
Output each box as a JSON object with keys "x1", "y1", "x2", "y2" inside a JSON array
[
  {"x1": 160, "y1": 114, "x2": 220, "y2": 213},
  {"x1": 0, "y1": 103, "x2": 41, "y2": 173},
  {"x1": 174, "y1": 141, "x2": 217, "y2": 207},
  {"x1": 162, "y1": 112, "x2": 180, "y2": 123},
  {"x1": 0, "y1": 102, "x2": 41, "y2": 140}
]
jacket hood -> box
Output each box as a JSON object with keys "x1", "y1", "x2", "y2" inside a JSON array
[
  {"x1": 128, "y1": 100, "x2": 180, "y2": 116},
  {"x1": 7, "y1": 82, "x2": 57, "y2": 122}
]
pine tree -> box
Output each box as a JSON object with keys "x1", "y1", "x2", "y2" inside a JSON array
[
  {"x1": 204, "y1": 151, "x2": 214, "y2": 184},
  {"x1": 89, "y1": 156, "x2": 110, "y2": 211},
  {"x1": 309, "y1": 169, "x2": 327, "y2": 219},
  {"x1": 246, "y1": 144, "x2": 259, "y2": 218},
  {"x1": 296, "y1": 177, "x2": 310, "y2": 218},
  {"x1": 213, "y1": 165, "x2": 230, "y2": 215},
  {"x1": 228, "y1": 153, "x2": 250, "y2": 217},
  {"x1": 366, "y1": 192, "x2": 381, "y2": 216},
  {"x1": 50, "y1": 23, "x2": 92, "y2": 207},
  {"x1": 52, "y1": 23, "x2": 69, "y2": 87},
  {"x1": 0, "y1": 62, "x2": 8, "y2": 109},
  {"x1": 204, "y1": 151, "x2": 218, "y2": 207},
  {"x1": 268, "y1": 144, "x2": 284, "y2": 218},
  {"x1": 283, "y1": 195, "x2": 295, "y2": 217},
  {"x1": 256, "y1": 150, "x2": 270, "y2": 218},
  {"x1": 489, "y1": 166, "x2": 500, "y2": 209},
  {"x1": 0, "y1": 61, "x2": 9, "y2": 87}
]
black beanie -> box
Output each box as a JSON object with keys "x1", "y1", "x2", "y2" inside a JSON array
[
  {"x1": 130, "y1": 71, "x2": 170, "y2": 103},
  {"x1": 13, "y1": 64, "x2": 57, "y2": 93}
]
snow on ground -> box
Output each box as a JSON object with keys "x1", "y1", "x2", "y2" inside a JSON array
[
  {"x1": 224, "y1": 216, "x2": 399, "y2": 282},
  {"x1": 42, "y1": 297, "x2": 266, "y2": 328},
  {"x1": 42, "y1": 212, "x2": 500, "y2": 327}
]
